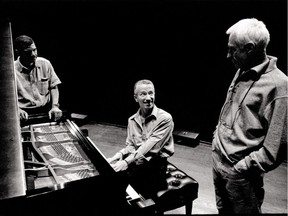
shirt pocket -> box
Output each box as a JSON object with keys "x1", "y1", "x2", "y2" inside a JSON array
[{"x1": 38, "y1": 77, "x2": 49, "y2": 95}]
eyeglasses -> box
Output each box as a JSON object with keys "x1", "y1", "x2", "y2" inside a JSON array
[
  {"x1": 218, "y1": 80, "x2": 256, "y2": 129},
  {"x1": 219, "y1": 99, "x2": 242, "y2": 129}
]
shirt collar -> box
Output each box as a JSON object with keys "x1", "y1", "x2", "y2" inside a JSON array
[
  {"x1": 134, "y1": 105, "x2": 158, "y2": 122},
  {"x1": 150, "y1": 105, "x2": 158, "y2": 118},
  {"x1": 16, "y1": 57, "x2": 38, "y2": 73},
  {"x1": 250, "y1": 57, "x2": 269, "y2": 75},
  {"x1": 236, "y1": 57, "x2": 269, "y2": 82}
]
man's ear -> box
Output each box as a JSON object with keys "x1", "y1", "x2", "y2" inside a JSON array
[
  {"x1": 244, "y1": 42, "x2": 255, "y2": 54},
  {"x1": 134, "y1": 94, "x2": 138, "y2": 102}
]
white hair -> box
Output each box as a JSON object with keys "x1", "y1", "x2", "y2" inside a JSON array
[{"x1": 226, "y1": 18, "x2": 270, "y2": 50}]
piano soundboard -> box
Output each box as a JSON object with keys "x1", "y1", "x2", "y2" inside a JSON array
[{"x1": 22, "y1": 120, "x2": 100, "y2": 191}]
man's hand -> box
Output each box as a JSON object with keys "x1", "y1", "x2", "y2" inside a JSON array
[
  {"x1": 107, "y1": 152, "x2": 123, "y2": 164},
  {"x1": 48, "y1": 106, "x2": 62, "y2": 121},
  {"x1": 107, "y1": 157, "x2": 115, "y2": 163},
  {"x1": 19, "y1": 108, "x2": 28, "y2": 121},
  {"x1": 111, "y1": 160, "x2": 128, "y2": 172}
]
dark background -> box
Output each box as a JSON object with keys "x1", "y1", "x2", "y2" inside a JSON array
[{"x1": 1, "y1": 0, "x2": 287, "y2": 142}]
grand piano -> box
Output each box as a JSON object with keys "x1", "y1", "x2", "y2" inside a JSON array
[{"x1": 0, "y1": 21, "x2": 152, "y2": 215}]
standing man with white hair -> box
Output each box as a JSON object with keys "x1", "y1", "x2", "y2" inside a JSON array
[{"x1": 212, "y1": 18, "x2": 287, "y2": 215}]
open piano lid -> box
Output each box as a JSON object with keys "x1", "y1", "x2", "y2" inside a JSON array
[{"x1": 0, "y1": 21, "x2": 26, "y2": 200}]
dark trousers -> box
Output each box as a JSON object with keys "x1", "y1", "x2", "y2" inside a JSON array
[
  {"x1": 125, "y1": 157, "x2": 167, "y2": 200},
  {"x1": 212, "y1": 150, "x2": 264, "y2": 215}
]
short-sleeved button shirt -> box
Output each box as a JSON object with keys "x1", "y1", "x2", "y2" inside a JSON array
[{"x1": 14, "y1": 57, "x2": 61, "y2": 109}]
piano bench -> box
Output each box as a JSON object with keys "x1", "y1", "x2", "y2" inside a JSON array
[{"x1": 155, "y1": 162, "x2": 199, "y2": 215}]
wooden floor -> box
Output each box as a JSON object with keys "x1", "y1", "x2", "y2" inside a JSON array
[{"x1": 80, "y1": 121, "x2": 288, "y2": 215}]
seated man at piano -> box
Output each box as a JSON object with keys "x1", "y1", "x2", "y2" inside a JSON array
[
  {"x1": 107, "y1": 79, "x2": 175, "y2": 200},
  {"x1": 14, "y1": 35, "x2": 62, "y2": 124}
]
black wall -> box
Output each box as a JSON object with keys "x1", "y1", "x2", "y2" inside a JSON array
[{"x1": 1, "y1": 0, "x2": 287, "y2": 142}]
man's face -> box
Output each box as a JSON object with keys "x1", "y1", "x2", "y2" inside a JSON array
[
  {"x1": 19, "y1": 43, "x2": 37, "y2": 68},
  {"x1": 134, "y1": 83, "x2": 155, "y2": 112},
  {"x1": 227, "y1": 34, "x2": 249, "y2": 70}
]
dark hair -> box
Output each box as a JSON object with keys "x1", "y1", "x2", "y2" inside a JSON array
[{"x1": 14, "y1": 35, "x2": 34, "y2": 52}]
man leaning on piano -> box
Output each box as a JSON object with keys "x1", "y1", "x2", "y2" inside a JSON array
[{"x1": 14, "y1": 35, "x2": 62, "y2": 124}]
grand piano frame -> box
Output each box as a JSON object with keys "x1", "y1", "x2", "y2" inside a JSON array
[{"x1": 0, "y1": 21, "x2": 153, "y2": 216}]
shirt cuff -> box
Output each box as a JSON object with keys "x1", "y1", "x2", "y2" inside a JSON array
[{"x1": 234, "y1": 159, "x2": 248, "y2": 173}]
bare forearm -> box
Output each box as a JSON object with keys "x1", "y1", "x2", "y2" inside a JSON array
[{"x1": 50, "y1": 86, "x2": 60, "y2": 107}]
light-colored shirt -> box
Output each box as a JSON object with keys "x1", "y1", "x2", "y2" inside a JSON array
[
  {"x1": 119, "y1": 105, "x2": 174, "y2": 164},
  {"x1": 212, "y1": 55, "x2": 288, "y2": 173},
  {"x1": 14, "y1": 57, "x2": 61, "y2": 109}
]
